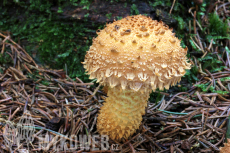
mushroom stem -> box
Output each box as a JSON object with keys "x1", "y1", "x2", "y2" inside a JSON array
[{"x1": 97, "y1": 86, "x2": 149, "y2": 140}]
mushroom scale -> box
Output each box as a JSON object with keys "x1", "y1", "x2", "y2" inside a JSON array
[
  {"x1": 83, "y1": 15, "x2": 191, "y2": 141},
  {"x1": 83, "y1": 15, "x2": 191, "y2": 92}
]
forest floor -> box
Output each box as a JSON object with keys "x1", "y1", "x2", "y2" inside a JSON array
[{"x1": 0, "y1": 0, "x2": 230, "y2": 152}]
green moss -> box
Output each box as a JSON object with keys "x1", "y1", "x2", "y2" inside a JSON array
[
  {"x1": 149, "y1": 1, "x2": 171, "y2": 7},
  {"x1": 130, "y1": 4, "x2": 139, "y2": 15},
  {"x1": 0, "y1": 0, "x2": 100, "y2": 82},
  {"x1": 195, "y1": 83, "x2": 229, "y2": 95},
  {"x1": 0, "y1": 52, "x2": 13, "y2": 67},
  {"x1": 208, "y1": 12, "x2": 229, "y2": 37},
  {"x1": 106, "y1": 13, "x2": 112, "y2": 19},
  {"x1": 197, "y1": 53, "x2": 226, "y2": 73}
]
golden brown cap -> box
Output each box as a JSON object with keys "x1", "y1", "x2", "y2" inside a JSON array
[
  {"x1": 83, "y1": 15, "x2": 191, "y2": 92},
  {"x1": 220, "y1": 139, "x2": 230, "y2": 153}
]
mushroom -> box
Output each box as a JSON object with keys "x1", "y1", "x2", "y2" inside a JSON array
[
  {"x1": 82, "y1": 15, "x2": 191, "y2": 141},
  {"x1": 220, "y1": 139, "x2": 230, "y2": 153}
]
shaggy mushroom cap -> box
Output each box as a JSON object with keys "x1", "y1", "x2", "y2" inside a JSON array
[{"x1": 83, "y1": 15, "x2": 191, "y2": 92}]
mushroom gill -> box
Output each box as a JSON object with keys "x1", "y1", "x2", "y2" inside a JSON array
[{"x1": 82, "y1": 15, "x2": 191, "y2": 141}]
